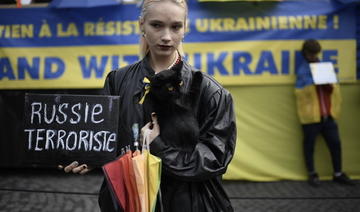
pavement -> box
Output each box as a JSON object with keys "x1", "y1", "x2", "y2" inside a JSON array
[{"x1": 0, "y1": 168, "x2": 359, "y2": 212}]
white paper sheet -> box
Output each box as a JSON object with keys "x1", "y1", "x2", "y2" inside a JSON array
[{"x1": 310, "y1": 62, "x2": 338, "y2": 85}]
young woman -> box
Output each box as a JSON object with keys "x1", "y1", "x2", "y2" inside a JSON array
[{"x1": 65, "y1": 0, "x2": 236, "y2": 211}]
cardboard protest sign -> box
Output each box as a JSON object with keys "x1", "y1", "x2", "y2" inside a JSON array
[{"x1": 23, "y1": 93, "x2": 120, "y2": 167}]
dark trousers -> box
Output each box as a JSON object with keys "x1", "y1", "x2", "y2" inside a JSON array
[{"x1": 302, "y1": 117, "x2": 342, "y2": 174}]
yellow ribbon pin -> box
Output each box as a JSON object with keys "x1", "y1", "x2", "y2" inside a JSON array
[{"x1": 138, "y1": 77, "x2": 151, "y2": 104}]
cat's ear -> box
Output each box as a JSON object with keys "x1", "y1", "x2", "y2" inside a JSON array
[
  {"x1": 171, "y1": 61, "x2": 183, "y2": 82},
  {"x1": 172, "y1": 60, "x2": 183, "y2": 73},
  {"x1": 189, "y1": 71, "x2": 203, "y2": 97},
  {"x1": 149, "y1": 73, "x2": 163, "y2": 88},
  {"x1": 193, "y1": 71, "x2": 203, "y2": 83}
]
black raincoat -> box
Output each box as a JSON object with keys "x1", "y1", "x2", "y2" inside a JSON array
[{"x1": 99, "y1": 57, "x2": 236, "y2": 212}]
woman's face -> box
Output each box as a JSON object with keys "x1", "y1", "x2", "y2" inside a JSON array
[{"x1": 140, "y1": 1, "x2": 186, "y2": 58}]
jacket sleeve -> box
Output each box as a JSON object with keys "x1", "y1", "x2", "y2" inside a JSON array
[
  {"x1": 102, "y1": 67, "x2": 129, "y2": 96},
  {"x1": 102, "y1": 71, "x2": 116, "y2": 96},
  {"x1": 150, "y1": 84, "x2": 237, "y2": 181}
]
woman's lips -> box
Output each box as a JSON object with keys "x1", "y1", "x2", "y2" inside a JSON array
[{"x1": 158, "y1": 45, "x2": 172, "y2": 50}]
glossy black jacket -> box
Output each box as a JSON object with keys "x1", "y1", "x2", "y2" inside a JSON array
[{"x1": 99, "y1": 57, "x2": 236, "y2": 212}]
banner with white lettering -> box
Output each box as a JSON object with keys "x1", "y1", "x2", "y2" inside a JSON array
[
  {"x1": 23, "y1": 93, "x2": 120, "y2": 167},
  {"x1": 0, "y1": 1, "x2": 357, "y2": 88}
]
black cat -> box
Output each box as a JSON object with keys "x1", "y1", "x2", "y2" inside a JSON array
[{"x1": 145, "y1": 61, "x2": 203, "y2": 150}]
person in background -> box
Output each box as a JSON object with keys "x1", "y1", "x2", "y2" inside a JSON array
[
  {"x1": 61, "y1": 0, "x2": 237, "y2": 211},
  {"x1": 294, "y1": 39, "x2": 354, "y2": 187}
]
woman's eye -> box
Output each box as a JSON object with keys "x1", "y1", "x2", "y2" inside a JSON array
[
  {"x1": 172, "y1": 25, "x2": 182, "y2": 30},
  {"x1": 151, "y1": 23, "x2": 162, "y2": 28}
]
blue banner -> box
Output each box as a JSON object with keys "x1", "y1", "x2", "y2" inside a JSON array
[
  {"x1": 0, "y1": 5, "x2": 141, "y2": 47},
  {"x1": 187, "y1": 1, "x2": 355, "y2": 42},
  {"x1": 0, "y1": 1, "x2": 357, "y2": 89}
]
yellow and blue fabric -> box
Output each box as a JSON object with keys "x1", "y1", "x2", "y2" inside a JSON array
[
  {"x1": 294, "y1": 60, "x2": 342, "y2": 124},
  {"x1": 295, "y1": 59, "x2": 314, "y2": 89}
]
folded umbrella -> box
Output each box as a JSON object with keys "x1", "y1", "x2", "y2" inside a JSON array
[
  {"x1": 103, "y1": 128, "x2": 162, "y2": 212},
  {"x1": 132, "y1": 129, "x2": 161, "y2": 212},
  {"x1": 132, "y1": 151, "x2": 149, "y2": 212},
  {"x1": 102, "y1": 156, "x2": 126, "y2": 210},
  {"x1": 121, "y1": 151, "x2": 142, "y2": 212}
]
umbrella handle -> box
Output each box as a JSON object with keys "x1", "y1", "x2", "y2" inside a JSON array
[
  {"x1": 142, "y1": 129, "x2": 152, "y2": 150},
  {"x1": 132, "y1": 123, "x2": 140, "y2": 151}
]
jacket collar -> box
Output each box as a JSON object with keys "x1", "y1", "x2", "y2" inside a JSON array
[
  {"x1": 141, "y1": 55, "x2": 155, "y2": 79},
  {"x1": 132, "y1": 56, "x2": 155, "y2": 105}
]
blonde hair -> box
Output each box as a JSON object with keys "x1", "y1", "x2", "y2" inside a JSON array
[{"x1": 139, "y1": 0, "x2": 188, "y2": 58}]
